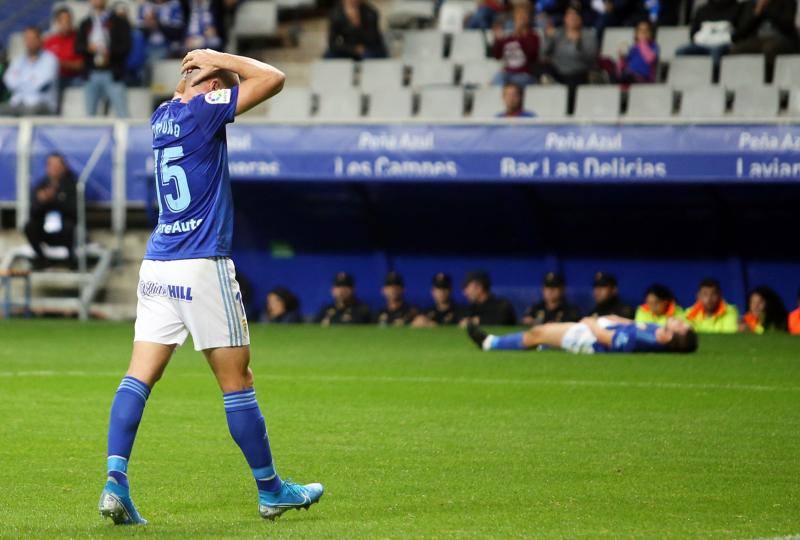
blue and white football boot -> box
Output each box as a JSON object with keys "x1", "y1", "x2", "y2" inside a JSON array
[
  {"x1": 98, "y1": 480, "x2": 148, "y2": 525},
  {"x1": 258, "y1": 480, "x2": 324, "y2": 520}
]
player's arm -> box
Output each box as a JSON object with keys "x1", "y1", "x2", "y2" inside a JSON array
[
  {"x1": 580, "y1": 316, "x2": 615, "y2": 346},
  {"x1": 182, "y1": 49, "x2": 285, "y2": 115}
]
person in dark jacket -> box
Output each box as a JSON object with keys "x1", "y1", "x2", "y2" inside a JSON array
[
  {"x1": 314, "y1": 272, "x2": 373, "y2": 325},
  {"x1": 262, "y1": 286, "x2": 303, "y2": 324},
  {"x1": 729, "y1": 0, "x2": 799, "y2": 76},
  {"x1": 75, "y1": 0, "x2": 132, "y2": 117},
  {"x1": 24, "y1": 153, "x2": 77, "y2": 269},
  {"x1": 460, "y1": 270, "x2": 517, "y2": 326},
  {"x1": 676, "y1": 0, "x2": 744, "y2": 71},
  {"x1": 522, "y1": 272, "x2": 581, "y2": 326},
  {"x1": 376, "y1": 271, "x2": 418, "y2": 326},
  {"x1": 324, "y1": 0, "x2": 387, "y2": 59},
  {"x1": 413, "y1": 272, "x2": 464, "y2": 327},
  {"x1": 589, "y1": 272, "x2": 635, "y2": 318}
]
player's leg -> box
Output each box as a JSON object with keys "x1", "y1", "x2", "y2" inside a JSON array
[
  {"x1": 204, "y1": 345, "x2": 324, "y2": 520},
  {"x1": 100, "y1": 341, "x2": 175, "y2": 525},
  {"x1": 467, "y1": 322, "x2": 575, "y2": 351}
]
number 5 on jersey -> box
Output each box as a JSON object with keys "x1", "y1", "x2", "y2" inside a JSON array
[{"x1": 155, "y1": 146, "x2": 191, "y2": 214}]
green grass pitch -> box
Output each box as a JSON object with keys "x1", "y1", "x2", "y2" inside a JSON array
[{"x1": 1, "y1": 321, "x2": 799, "y2": 539}]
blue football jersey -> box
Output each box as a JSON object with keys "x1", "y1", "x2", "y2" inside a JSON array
[
  {"x1": 144, "y1": 86, "x2": 239, "y2": 260},
  {"x1": 602, "y1": 322, "x2": 665, "y2": 353}
]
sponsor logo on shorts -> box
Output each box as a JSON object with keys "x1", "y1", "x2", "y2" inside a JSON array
[
  {"x1": 155, "y1": 218, "x2": 203, "y2": 235},
  {"x1": 139, "y1": 281, "x2": 194, "y2": 302}
]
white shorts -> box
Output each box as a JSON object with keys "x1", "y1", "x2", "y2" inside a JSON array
[
  {"x1": 134, "y1": 257, "x2": 250, "y2": 351},
  {"x1": 560, "y1": 323, "x2": 598, "y2": 354}
]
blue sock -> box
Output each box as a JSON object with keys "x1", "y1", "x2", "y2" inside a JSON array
[
  {"x1": 224, "y1": 388, "x2": 282, "y2": 493},
  {"x1": 107, "y1": 376, "x2": 151, "y2": 490},
  {"x1": 488, "y1": 332, "x2": 528, "y2": 351}
]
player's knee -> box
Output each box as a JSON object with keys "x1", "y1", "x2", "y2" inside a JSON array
[{"x1": 522, "y1": 327, "x2": 542, "y2": 347}]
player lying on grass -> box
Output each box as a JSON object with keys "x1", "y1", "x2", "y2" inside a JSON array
[
  {"x1": 467, "y1": 315, "x2": 698, "y2": 354},
  {"x1": 98, "y1": 50, "x2": 323, "y2": 526}
]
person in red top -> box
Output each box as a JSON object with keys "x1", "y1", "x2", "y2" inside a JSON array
[
  {"x1": 788, "y1": 289, "x2": 800, "y2": 335},
  {"x1": 492, "y1": 3, "x2": 539, "y2": 86},
  {"x1": 43, "y1": 6, "x2": 84, "y2": 87}
]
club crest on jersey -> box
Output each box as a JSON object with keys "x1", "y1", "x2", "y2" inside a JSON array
[{"x1": 205, "y1": 89, "x2": 231, "y2": 104}]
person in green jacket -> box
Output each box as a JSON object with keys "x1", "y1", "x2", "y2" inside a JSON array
[
  {"x1": 635, "y1": 283, "x2": 686, "y2": 325},
  {"x1": 685, "y1": 278, "x2": 739, "y2": 333}
]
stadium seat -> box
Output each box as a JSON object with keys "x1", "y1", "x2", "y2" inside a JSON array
[
  {"x1": 655, "y1": 26, "x2": 690, "y2": 62},
  {"x1": 124, "y1": 88, "x2": 154, "y2": 119},
  {"x1": 449, "y1": 31, "x2": 487, "y2": 63},
  {"x1": 788, "y1": 89, "x2": 800, "y2": 117},
  {"x1": 60, "y1": 87, "x2": 86, "y2": 118},
  {"x1": 418, "y1": 87, "x2": 464, "y2": 118},
  {"x1": 667, "y1": 56, "x2": 713, "y2": 88},
  {"x1": 317, "y1": 89, "x2": 363, "y2": 120},
  {"x1": 460, "y1": 59, "x2": 501, "y2": 86},
  {"x1": 523, "y1": 86, "x2": 568, "y2": 118},
  {"x1": 6, "y1": 32, "x2": 24, "y2": 61},
  {"x1": 720, "y1": 54, "x2": 765, "y2": 88},
  {"x1": 437, "y1": 0, "x2": 473, "y2": 32},
  {"x1": 470, "y1": 86, "x2": 503, "y2": 119},
  {"x1": 601, "y1": 27, "x2": 633, "y2": 59},
  {"x1": 309, "y1": 59, "x2": 355, "y2": 93},
  {"x1": 574, "y1": 86, "x2": 621, "y2": 120},
  {"x1": 773, "y1": 55, "x2": 800, "y2": 91},
  {"x1": 230, "y1": 0, "x2": 278, "y2": 40},
  {"x1": 265, "y1": 87, "x2": 312, "y2": 120},
  {"x1": 367, "y1": 88, "x2": 414, "y2": 119},
  {"x1": 626, "y1": 85, "x2": 674, "y2": 118},
  {"x1": 731, "y1": 85, "x2": 780, "y2": 118},
  {"x1": 679, "y1": 86, "x2": 726, "y2": 118},
  {"x1": 402, "y1": 30, "x2": 445, "y2": 60},
  {"x1": 388, "y1": 0, "x2": 435, "y2": 28},
  {"x1": 360, "y1": 60, "x2": 405, "y2": 93},
  {"x1": 410, "y1": 60, "x2": 455, "y2": 88},
  {"x1": 151, "y1": 59, "x2": 183, "y2": 97}
]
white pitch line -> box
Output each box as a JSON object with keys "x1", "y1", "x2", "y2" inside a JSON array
[{"x1": 0, "y1": 370, "x2": 798, "y2": 393}]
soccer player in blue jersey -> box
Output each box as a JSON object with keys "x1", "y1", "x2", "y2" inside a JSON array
[
  {"x1": 467, "y1": 315, "x2": 698, "y2": 354},
  {"x1": 98, "y1": 49, "x2": 324, "y2": 526}
]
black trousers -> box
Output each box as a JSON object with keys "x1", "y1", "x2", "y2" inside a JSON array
[{"x1": 24, "y1": 219, "x2": 75, "y2": 259}]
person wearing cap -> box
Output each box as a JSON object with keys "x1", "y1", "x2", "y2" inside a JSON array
[
  {"x1": 522, "y1": 272, "x2": 581, "y2": 327},
  {"x1": 589, "y1": 272, "x2": 634, "y2": 319},
  {"x1": 262, "y1": 286, "x2": 302, "y2": 324},
  {"x1": 376, "y1": 271, "x2": 418, "y2": 327},
  {"x1": 684, "y1": 278, "x2": 739, "y2": 333},
  {"x1": 314, "y1": 272, "x2": 372, "y2": 325},
  {"x1": 635, "y1": 284, "x2": 685, "y2": 326},
  {"x1": 460, "y1": 270, "x2": 517, "y2": 326},
  {"x1": 412, "y1": 273, "x2": 464, "y2": 327}
]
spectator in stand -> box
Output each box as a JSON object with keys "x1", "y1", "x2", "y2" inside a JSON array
[
  {"x1": 729, "y1": 0, "x2": 799, "y2": 77},
  {"x1": 497, "y1": 82, "x2": 536, "y2": 117},
  {"x1": 412, "y1": 272, "x2": 463, "y2": 327},
  {"x1": 788, "y1": 289, "x2": 800, "y2": 335},
  {"x1": 76, "y1": 0, "x2": 132, "y2": 117},
  {"x1": 542, "y1": 3, "x2": 597, "y2": 101},
  {"x1": 24, "y1": 153, "x2": 77, "y2": 269},
  {"x1": 114, "y1": 2, "x2": 147, "y2": 85},
  {"x1": 740, "y1": 286, "x2": 787, "y2": 333},
  {"x1": 492, "y1": 3, "x2": 539, "y2": 86},
  {"x1": 314, "y1": 272, "x2": 372, "y2": 325},
  {"x1": 138, "y1": 0, "x2": 186, "y2": 62},
  {"x1": 184, "y1": 0, "x2": 223, "y2": 52},
  {"x1": 325, "y1": 0, "x2": 387, "y2": 60},
  {"x1": 685, "y1": 278, "x2": 739, "y2": 333},
  {"x1": 44, "y1": 7, "x2": 84, "y2": 90},
  {"x1": 376, "y1": 271, "x2": 418, "y2": 326},
  {"x1": 262, "y1": 286, "x2": 302, "y2": 323},
  {"x1": 616, "y1": 19, "x2": 659, "y2": 84},
  {"x1": 589, "y1": 272, "x2": 635, "y2": 318},
  {"x1": 635, "y1": 283, "x2": 685, "y2": 325},
  {"x1": 522, "y1": 272, "x2": 581, "y2": 327},
  {"x1": 0, "y1": 27, "x2": 58, "y2": 116},
  {"x1": 676, "y1": 0, "x2": 743, "y2": 72},
  {"x1": 468, "y1": 0, "x2": 510, "y2": 29},
  {"x1": 460, "y1": 270, "x2": 517, "y2": 326}
]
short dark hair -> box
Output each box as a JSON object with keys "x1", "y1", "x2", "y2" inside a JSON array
[
  {"x1": 667, "y1": 329, "x2": 698, "y2": 353},
  {"x1": 503, "y1": 82, "x2": 523, "y2": 95},
  {"x1": 645, "y1": 283, "x2": 673, "y2": 302},
  {"x1": 698, "y1": 278, "x2": 721, "y2": 291},
  {"x1": 53, "y1": 5, "x2": 72, "y2": 18},
  {"x1": 185, "y1": 68, "x2": 240, "y2": 89},
  {"x1": 24, "y1": 26, "x2": 42, "y2": 36},
  {"x1": 462, "y1": 270, "x2": 491, "y2": 291}
]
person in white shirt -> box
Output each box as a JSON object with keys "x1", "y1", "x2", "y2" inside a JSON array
[{"x1": 0, "y1": 27, "x2": 59, "y2": 116}]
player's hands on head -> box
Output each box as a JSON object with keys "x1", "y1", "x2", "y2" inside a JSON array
[{"x1": 182, "y1": 49, "x2": 225, "y2": 87}]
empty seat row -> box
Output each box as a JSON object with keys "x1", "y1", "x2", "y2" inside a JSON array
[{"x1": 668, "y1": 55, "x2": 800, "y2": 89}]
